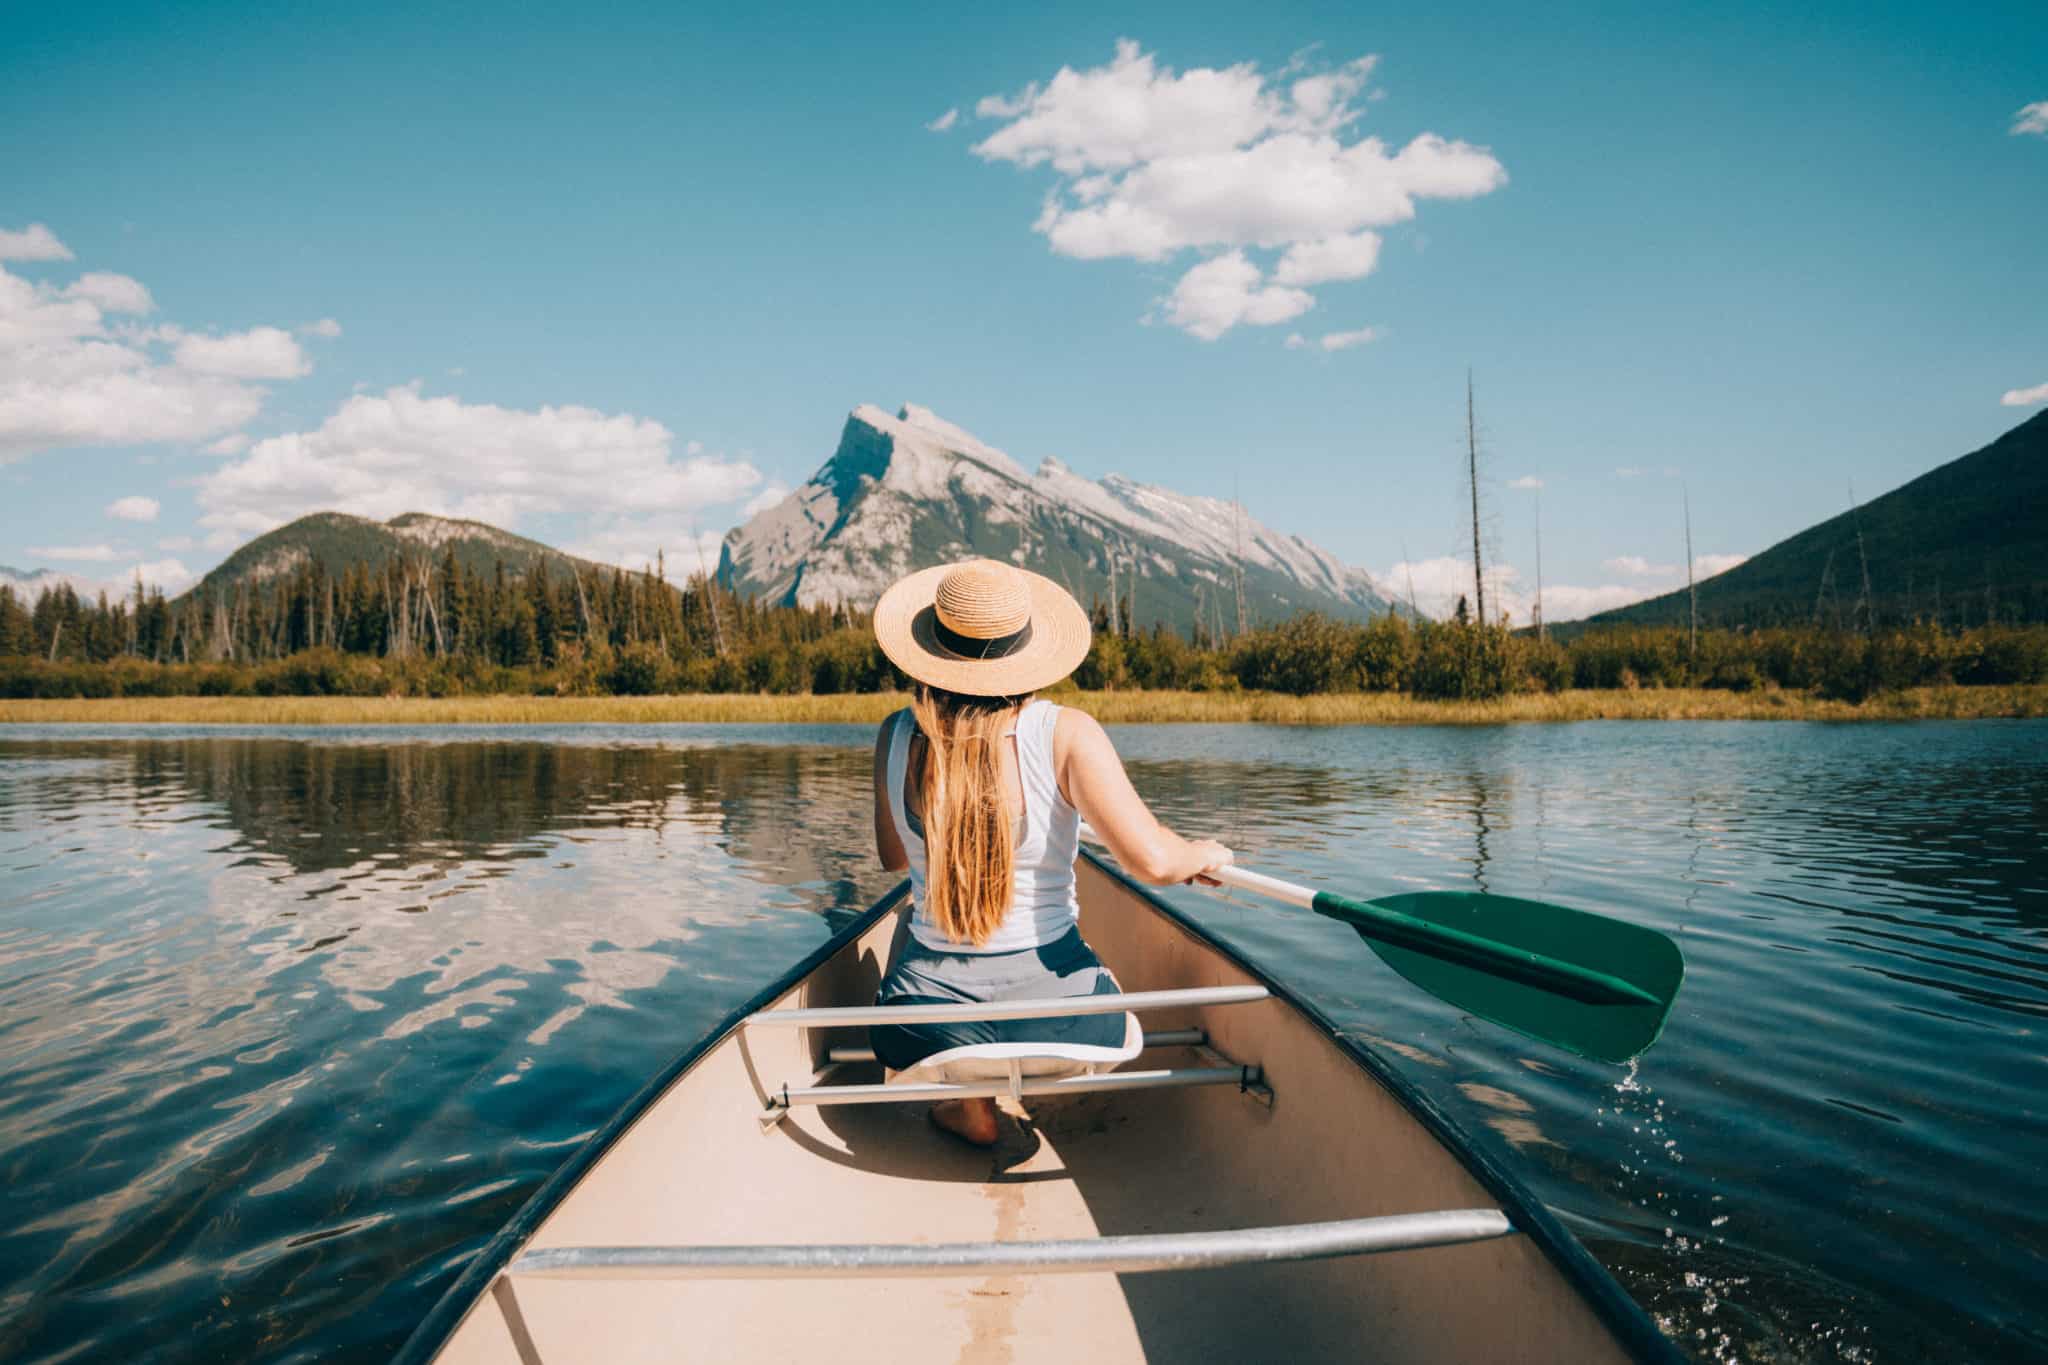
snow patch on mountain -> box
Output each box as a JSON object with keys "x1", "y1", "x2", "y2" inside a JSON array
[{"x1": 720, "y1": 403, "x2": 1399, "y2": 630}]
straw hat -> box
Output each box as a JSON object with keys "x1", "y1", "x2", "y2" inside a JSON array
[{"x1": 873, "y1": 559, "x2": 1092, "y2": 696}]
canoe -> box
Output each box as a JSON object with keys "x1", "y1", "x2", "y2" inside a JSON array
[{"x1": 398, "y1": 852, "x2": 1680, "y2": 1364}]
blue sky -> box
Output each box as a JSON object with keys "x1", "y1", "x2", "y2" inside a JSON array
[{"x1": 3, "y1": 0, "x2": 2043, "y2": 619}]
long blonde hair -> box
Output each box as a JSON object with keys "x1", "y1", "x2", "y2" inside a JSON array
[{"x1": 910, "y1": 684, "x2": 1024, "y2": 947}]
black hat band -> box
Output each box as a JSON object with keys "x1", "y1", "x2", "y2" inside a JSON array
[{"x1": 933, "y1": 615, "x2": 1034, "y2": 660}]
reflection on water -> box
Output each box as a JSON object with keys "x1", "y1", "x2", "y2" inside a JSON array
[
  {"x1": 1, "y1": 721, "x2": 2044, "y2": 1363},
  {"x1": 1115, "y1": 722, "x2": 2048, "y2": 1363},
  {"x1": 0, "y1": 731, "x2": 894, "y2": 1363}
]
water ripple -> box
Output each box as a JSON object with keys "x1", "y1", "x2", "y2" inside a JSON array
[{"x1": 1, "y1": 721, "x2": 2044, "y2": 1362}]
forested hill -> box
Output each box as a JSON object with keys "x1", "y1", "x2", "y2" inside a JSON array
[
  {"x1": 1584, "y1": 408, "x2": 2048, "y2": 629},
  {"x1": 176, "y1": 512, "x2": 608, "y2": 605}
]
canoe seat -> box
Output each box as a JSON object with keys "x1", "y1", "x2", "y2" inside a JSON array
[
  {"x1": 891, "y1": 1010, "x2": 1144, "y2": 1100},
  {"x1": 745, "y1": 986, "x2": 1273, "y2": 1125}
]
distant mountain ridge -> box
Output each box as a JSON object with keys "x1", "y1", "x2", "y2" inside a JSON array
[
  {"x1": 174, "y1": 512, "x2": 608, "y2": 603},
  {"x1": 1583, "y1": 408, "x2": 2048, "y2": 629},
  {"x1": 718, "y1": 403, "x2": 1401, "y2": 634},
  {"x1": 0, "y1": 564, "x2": 66, "y2": 598}
]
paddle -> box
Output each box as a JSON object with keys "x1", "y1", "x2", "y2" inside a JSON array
[
  {"x1": 1213, "y1": 864, "x2": 1682, "y2": 1064},
  {"x1": 1085, "y1": 836, "x2": 1683, "y2": 1063}
]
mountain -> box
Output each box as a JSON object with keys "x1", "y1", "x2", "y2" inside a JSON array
[
  {"x1": 0, "y1": 565, "x2": 66, "y2": 598},
  {"x1": 174, "y1": 512, "x2": 607, "y2": 603},
  {"x1": 1581, "y1": 408, "x2": 2048, "y2": 630},
  {"x1": 718, "y1": 403, "x2": 1401, "y2": 634}
]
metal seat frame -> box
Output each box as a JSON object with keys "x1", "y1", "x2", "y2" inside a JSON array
[{"x1": 744, "y1": 985, "x2": 1275, "y2": 1128}]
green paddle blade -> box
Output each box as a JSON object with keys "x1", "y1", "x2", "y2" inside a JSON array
[{"x1": 1312, "y1": 890, "x2": 1684, "y2": 1064}]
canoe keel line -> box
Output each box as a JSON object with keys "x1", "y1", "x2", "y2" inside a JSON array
[{"x1": 399, "y1": 854, "x2": 1685, "y2": 1363}]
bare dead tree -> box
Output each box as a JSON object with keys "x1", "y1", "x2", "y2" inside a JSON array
[
  {"x1": 1105, "y1": 549, "x2": 1119, "y2": 635},
  {"x1": 1813, "y1": 548, "x2": 1837, "y2": 628},
  {"x1": 1683, "y1": 484, "x2": 1697, "y2": 668},
  {"x1": 1125, "y1": 544, "x2": 1138, "y2": 635},
  {"x1": 568, "y1": 559, "x2": 595, "y2": 643},
  {"x1": 416, "y1": 556, "x2": 446, "y2": 657},
  {"x1": 1849, "y1": 484, "x2": 1874, "y2": 635},
  {"x1": 1466, "y1": 370, "x2": 1486, "y2": 627},
  {"x1": 691, "y1": 528, "x2": 727, "y2": 657},
  {"x1": 1232, "y1": 479, "x2": 1249, "y2": 638}
]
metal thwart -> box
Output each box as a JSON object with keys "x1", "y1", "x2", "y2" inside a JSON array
[
  {"x1": 507, "y1": 1210, "x2": 1517, "y2": 1281},
  {"x1": 774, "y1": 1064, "x2": 1257, "y2": 1110},
  {"x1": 750, "y1": 984, "x2": 1274, "y2": 1127},
  {"x1": 743, "y1": 984, "x2": 1268, "y2": 1029}
]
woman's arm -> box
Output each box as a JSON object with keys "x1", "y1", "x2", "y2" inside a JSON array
[
  {"x1": 873, "y1": 714, "x2": 908, "y2": 872},
  {"x1": 1054, "y1": 708, "x2": 1231, "y2": 886}
]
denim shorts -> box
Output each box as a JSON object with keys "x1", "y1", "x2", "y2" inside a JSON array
[{"x1": 868, "y1": 926, "x2": 1126, "y2": 1072}]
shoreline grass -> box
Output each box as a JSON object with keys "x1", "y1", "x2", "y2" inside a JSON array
[{"x1": 3, "y1": 685, "x2": 2044, "y2": 727}]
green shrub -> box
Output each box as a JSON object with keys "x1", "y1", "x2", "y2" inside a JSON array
[
  {"x1": 607, "y1": 641, "x2": 673, "y2": 696},
  {"x1": 1356, "y1": 615, "x2": 1419, "y2": 692},
  {"x1": 1412, "y1": 621, "x2": 1515, "y2": 700}
]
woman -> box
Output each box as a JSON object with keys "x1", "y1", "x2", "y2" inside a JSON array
[{"x1": 869, "y1": 558, "x2": 1232, "y2": 1146}]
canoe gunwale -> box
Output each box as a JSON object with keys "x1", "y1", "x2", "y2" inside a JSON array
[
  {"x1": 1076, "y1": 853, "x2": 1685, "y2": 1365},
  {"x1": 391, "y1": 883, "x2": 911, "y2": 1365}
]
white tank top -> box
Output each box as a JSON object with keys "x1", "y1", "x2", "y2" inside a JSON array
[{"x1": 886, "y1": 699, "x2": 1082, "y2": 953}]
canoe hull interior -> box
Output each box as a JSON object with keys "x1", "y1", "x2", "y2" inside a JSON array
[{"x1": 415, "y1": 856, "x2": 1667, "y2": 1363}]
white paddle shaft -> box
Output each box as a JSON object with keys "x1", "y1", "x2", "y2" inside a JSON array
[
  {"x1": 1210, "y1": 864, "x2": 1316, "y2": 909},
  {"x1": 1079, "y1": 825, "x2": 1315, "y2": 909}
]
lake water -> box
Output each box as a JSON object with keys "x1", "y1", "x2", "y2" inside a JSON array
[{"x1": 1, "y1": 721, "x2": 2043, "y2": 1363}]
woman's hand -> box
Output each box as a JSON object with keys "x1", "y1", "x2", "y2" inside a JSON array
[{"x1": 1186, "y1": 839, "x2": 1233, "y2": 887}]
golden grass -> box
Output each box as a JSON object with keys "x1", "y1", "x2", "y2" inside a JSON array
[{"x1": 4, "y1": 685, "x2": 2044, "y2": 726}]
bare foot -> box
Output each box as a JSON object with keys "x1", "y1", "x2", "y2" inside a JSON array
[{"x1": 929, "y1": 1098, "x2": 1000, "y2": 1147}]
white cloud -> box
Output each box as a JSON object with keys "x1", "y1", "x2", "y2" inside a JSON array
[
  {"x1": 1693, "y1": 552, "x2": 1748, "y2": 577},
  {"x1": 0, "y1": 557, "x2": 195, "y2": 600},
  {"x1": 204, "y1": 432, "x2": 252, "y2": 455},
  {"x1": 0, "y1": 223, "x2": 74, "y2": 262},
  {"x1": 173, "y1": 326, "x2": 311, "y2": 379},
  {"x1": 740, "y1": 482, "x2": 791, "y2": 517},
  {"x1": 26, "y1": 543, "x2": 119, "y2": 562},
  {"x1": 106, "y1": 495, "x2": 160, "y2": 522},
  {"x1": 1536, "y1": 582, "x2": 1660, "y2": 622},
  {"x1": 128, "y1": 558, "x2": 194, "y2": 592},
  {"x1": 2000, "y1": 380, "x2": 2048, "y2": 407},
  {"x1": 969, "y1": 41, "x2": 1505, "y2": 337},
  {"x1": 926, "y1": 108, "x2": 959, "y2": 133},
  {"x1": 2012, "y1": 101, "x2": 2048, "y2": 136},
  {"x1": 1604, "y1": 555, "x2": 1674, "y2": 577},
  {"x1": 64, "y1": 272, "x2": 153, "y2": 313},
  {"x1": 196, "y1": 384, "x2": 765, "y2": 572},
  {"x1": 1508, "y1": 474, "x2": 1543, "y2": 490},
  {"x1": 299, "y1": 317, "x2": 343, "y2": 338},
  {"x1": 1317, "y1": 326, "x2": 1381, "y2": 351},
  {"x1": 1379, "y1": 548, "x2": 1748, "y2": 624},
  {"x1": 1284, "y1": 333, "x2": 1307, "y2": 349},
  {"x1": 0, "y1": 245, "x2": 313, "y2": 461},
  {"x1": 1614, "y1": 466, "x2": 1645, "y2": 478},
  {"x1": 1163, "y1": 251, "x2": 1313, "y2": 341},
  {"x1": 1379, "y1": 555, "x2": 1522, "y2": 621},
  {"x1": 563, "y1": 523, "x2": 729, "y2": 579},
  {"x1": 1272, "y1": 231, "x2": 1382, "y2": 286}
]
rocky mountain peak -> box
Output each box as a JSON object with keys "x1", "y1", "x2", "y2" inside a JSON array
[{"x1": 718, "y1": 402, "x2": 1400, "y2": 633}]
